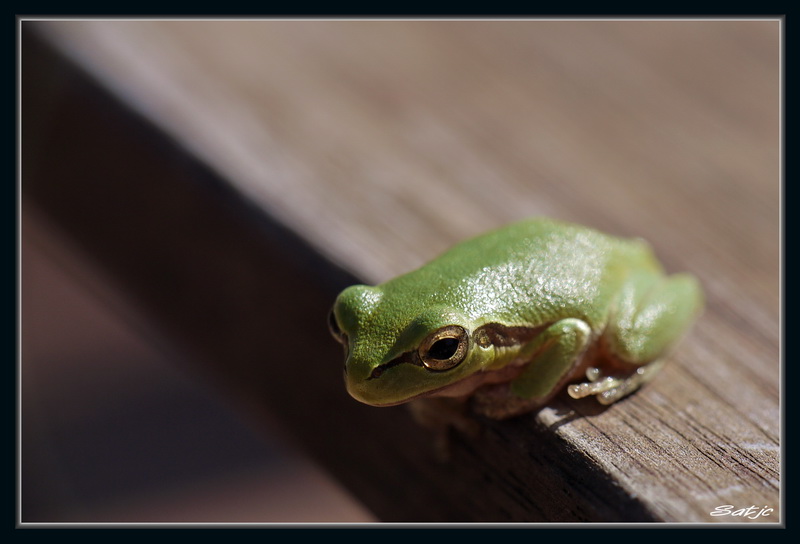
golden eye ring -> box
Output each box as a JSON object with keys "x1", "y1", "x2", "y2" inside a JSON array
[{"x1": 419, "y1": 325, "x2": 469, "y2": 371}]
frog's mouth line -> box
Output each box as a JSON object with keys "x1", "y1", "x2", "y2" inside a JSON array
[
  {"x1": 351, "y1": 372, "x2": 471, "y2": 407},
  {"x1": 365, "y1": 351, "x2": 421, "y2": 381},
  {"x1": 362, "y1": 358, "x2": 531, "y2": 407},
  {"x1": 353, "y1": 322, "x2": 549, "y2": 406}
]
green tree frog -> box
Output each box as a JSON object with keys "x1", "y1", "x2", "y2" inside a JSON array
[{"x1": 328, "y1": 218, "x2": 702, "y2": 426}]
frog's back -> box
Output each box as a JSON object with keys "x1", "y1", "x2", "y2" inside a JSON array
[
  {"x1": 382, "y1": 218, "x2": 661, "y2": 329},
  {"x1": 428, "y1": 217, "x2": 658, "y2": 280}
]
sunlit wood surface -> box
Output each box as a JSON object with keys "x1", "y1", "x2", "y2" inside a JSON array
[{"x1": 24, "y1": 19, "x2": 780, "y2": 522}]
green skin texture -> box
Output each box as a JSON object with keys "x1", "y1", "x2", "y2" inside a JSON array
[{"x1": 330, "y1": 218, "x2": 703, "y2": 415}]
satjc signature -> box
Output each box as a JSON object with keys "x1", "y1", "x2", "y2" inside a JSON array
[{"x1": 710, "y1": 505, "x2": 774, "y2": 520}]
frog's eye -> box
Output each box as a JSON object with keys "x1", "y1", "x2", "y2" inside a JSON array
[
  {"x1": 419, "y1": 325, "x2": 469, "y2": 371},
  {"x1": 328, "y1": 309, "x2": 347, "y2": 345}
]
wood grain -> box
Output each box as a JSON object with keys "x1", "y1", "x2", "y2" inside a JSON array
[{"x1": 23, "y1": 19, "x2": 781, "y2": 523}]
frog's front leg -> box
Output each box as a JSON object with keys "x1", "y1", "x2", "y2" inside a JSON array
[{"x1": 473, "y1": 318, "x2": 592, "y2": 419}]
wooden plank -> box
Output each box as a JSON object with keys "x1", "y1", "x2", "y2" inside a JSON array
[{"x1": 22, "y1": 19, "x2": 781, "y2": 523}]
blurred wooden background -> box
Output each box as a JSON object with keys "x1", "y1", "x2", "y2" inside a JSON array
[{"x1": 22, "y1": 19, "x2": 780, "y2": 523}]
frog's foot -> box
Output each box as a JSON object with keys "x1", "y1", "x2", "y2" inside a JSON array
[{"x1": 567, "y1": 360, "x2": 665, "y2": 406}]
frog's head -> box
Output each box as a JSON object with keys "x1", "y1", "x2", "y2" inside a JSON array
[{"x1": 329, "y1": 284, "x2": 490, "y2": 406}]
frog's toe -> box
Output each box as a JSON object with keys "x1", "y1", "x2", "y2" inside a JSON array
[
  {"x1": 568, "y1": 360, "x2": 665, "y2": 405},
  {"x1": 567, "y1": 367, "x2": 624, "y2": 399}
]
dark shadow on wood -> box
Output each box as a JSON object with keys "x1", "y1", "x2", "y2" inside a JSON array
[{"x1": 21, "y1": 26, "x2": 659, "y2": 522}]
